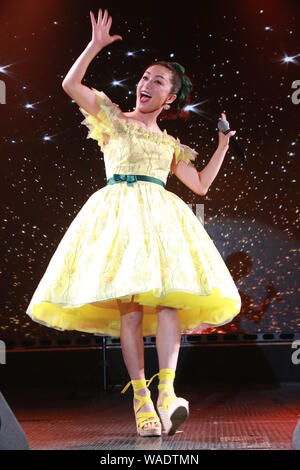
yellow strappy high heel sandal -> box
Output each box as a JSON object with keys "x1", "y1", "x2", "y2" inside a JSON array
[
  {"x1": 148, "y1": 368, "x2": 189, "y2": 436},
  {"x1": 121, "y1": 377, "x2": 161, "y2": 437}
]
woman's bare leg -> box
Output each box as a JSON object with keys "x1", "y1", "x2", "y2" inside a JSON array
[
  {"x1": 156, "y1": 307, "x2": 181, "y2": 407},
  {"x1": 119, "y1": 297, "x2": 160, "y2": 429}
]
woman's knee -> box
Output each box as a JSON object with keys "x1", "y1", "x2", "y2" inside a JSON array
[
  {"x1": 120, "y1": 310, "x2": 143, "y2": 330},
  {"x1": 118, "y1": 298, "x2": 143, "y2": 327}
]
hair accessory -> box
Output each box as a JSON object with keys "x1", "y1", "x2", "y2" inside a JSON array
[{"x1": 170, "y1": 62, "x2": 192, "y2": 111}]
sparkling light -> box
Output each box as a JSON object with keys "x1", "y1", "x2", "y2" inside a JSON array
[
  {"x1": 184, "y1": 99, "x2": 211, "y2": 115},
  {"x1": 281, "y1": 53, "x2": 300, "y2": 64},
  {"x1": 126, "y1": 49, "x2": 146, "y2": 58},
  {"x1": 0, "y1": 64, "x2": 12, "y2": 74},
  {"x1": 111, "y1": 78, "x2": 130, "y2": 88}
]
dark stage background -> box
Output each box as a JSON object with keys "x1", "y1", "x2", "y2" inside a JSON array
[{"x1": 1, "y1": 0, "x2": 299, "y2": 347}]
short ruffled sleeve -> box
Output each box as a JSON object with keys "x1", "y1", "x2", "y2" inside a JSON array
[
  {"x1": 173, "y1": 140, "x2": 199, "y2": 165},
  {"x1": 79, "y1": 88, "x2": 121, "y2": 150}
]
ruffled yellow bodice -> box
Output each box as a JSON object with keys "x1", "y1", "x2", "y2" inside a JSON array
[{"x1": 79, "y1": 88, "x2": 199, "y2": 185}]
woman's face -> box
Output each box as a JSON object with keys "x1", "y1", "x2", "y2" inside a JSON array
[{"x1": 136, "y1": 65, "x2": 177, "y2": 113}]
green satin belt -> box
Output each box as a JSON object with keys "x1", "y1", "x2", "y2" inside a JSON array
[{"x1": 106, "y1": 173, "x2": 166, "y2": 188}]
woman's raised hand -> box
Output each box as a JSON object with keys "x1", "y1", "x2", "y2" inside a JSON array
[
  {"x1": 218, "y1": 113, "x2": 236, "y2": 150},
  {"x1": 90, "y1": 8, "x2": 122, "y2": 49}
]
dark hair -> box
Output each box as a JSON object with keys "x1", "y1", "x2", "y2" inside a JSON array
[{"x1": 145, "y1": 60, "x2": 194, "y2": 121}]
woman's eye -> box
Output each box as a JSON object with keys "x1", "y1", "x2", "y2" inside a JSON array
[{"x1": 142, "y1": 76, "x2": 161, "y2": 84}]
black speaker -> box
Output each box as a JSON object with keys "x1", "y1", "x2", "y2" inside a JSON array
[
  {"x1": 0, "y1": 391, "x2": 29, "y2": 450},
  {"x1": 293, "y1": 418, "x2": 300, "y2": 450}
]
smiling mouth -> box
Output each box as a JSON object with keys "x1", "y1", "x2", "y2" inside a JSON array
[{"x1": 140, "y1": 91, "x2": 152, "y2": 103}]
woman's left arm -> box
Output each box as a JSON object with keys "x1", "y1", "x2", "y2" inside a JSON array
[
  {"x1": 172, "y1": 113, "x2": 236, "y2": 196},
  {"x1": 198, "y1": 113, "x2": 236, "y2": 194}
]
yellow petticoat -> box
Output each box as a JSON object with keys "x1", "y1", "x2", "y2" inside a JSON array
[{"x1": 26, "y1": 89, "x2": 241, "y2": 338}]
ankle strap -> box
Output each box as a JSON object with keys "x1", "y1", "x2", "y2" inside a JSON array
[
  {"x1": 121, "y1": 377, "x2": 147, "y2": 394},
  {"x1": 120, "y1": 368, "x2": 176, "y2": 394},
  {"x1": 120, "y1": 371, "x2": 160, "y2": 394},
  {"x1": 159, "y1": 368, "x2": 175, "y2": 383}
]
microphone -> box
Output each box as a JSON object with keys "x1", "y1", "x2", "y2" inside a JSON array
[{"x1": 217, "y1": 116, "x2": 246, "y2": 162}]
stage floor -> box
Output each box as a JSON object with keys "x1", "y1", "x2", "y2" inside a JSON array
[{"x1": 2, "y1": 382, "x2": 300, "y2": 450}]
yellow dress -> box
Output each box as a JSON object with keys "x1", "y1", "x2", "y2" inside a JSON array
[{"x1": 26, "y1": 88, "x2": 241, "y2": 338}]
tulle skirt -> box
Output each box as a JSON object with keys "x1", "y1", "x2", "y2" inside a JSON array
[{"x1": 26, "y1": 180, "x2": 241, "y2": 337}]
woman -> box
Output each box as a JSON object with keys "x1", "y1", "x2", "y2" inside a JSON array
[{"x1": 26, "y1": 7, "x2": 241, "y2": 437}]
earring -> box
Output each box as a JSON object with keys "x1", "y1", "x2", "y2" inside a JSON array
[{"x1": 164, "y1": 104, "x2": 170, "y2": 110}]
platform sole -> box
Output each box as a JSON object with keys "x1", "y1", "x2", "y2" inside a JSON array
[
  {"x1": 157, "y1": 398, "x2": 189, "y2": 436},
  {"x1": 136, "y1": 425, "x2": 162, "y2": 437}
]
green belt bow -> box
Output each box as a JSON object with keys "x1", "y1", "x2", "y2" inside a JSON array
[{"x1": 106, "y1": 173, "x2": 166, "y2": 188}]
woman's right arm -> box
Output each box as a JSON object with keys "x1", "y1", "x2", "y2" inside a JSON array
[
  {"x1": 62, "y1": 42, "x2": 105, "y2": 116},
  {"x1": 62, "y1": 8, "x2": 122, "y2": 117}
]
